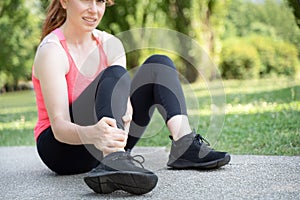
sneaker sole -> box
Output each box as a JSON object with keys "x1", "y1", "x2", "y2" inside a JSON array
[
  {"x1": 84, "y1": 171, "x2": 158, "y2": 195},
  {"x1": 168, "y1": 153, "x2": 231, "y2": 169}
]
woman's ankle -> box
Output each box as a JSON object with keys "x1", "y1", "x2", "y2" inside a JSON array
[{"x1": 167, "y1": 115, "x2": 192, "y2": 141}]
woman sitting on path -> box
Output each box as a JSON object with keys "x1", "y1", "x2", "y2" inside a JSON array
[{"x1": 32, "y1": 0, "x2": 230, "y2": 195}]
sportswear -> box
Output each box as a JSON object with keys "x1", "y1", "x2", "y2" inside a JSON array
[{"x1": 32, "y1": 28, "x2": 108, "y2": 140}]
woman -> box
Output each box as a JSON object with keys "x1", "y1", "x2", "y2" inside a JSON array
[{"x1": 32, "y1": 0, "x2": 230, "y2": 195}]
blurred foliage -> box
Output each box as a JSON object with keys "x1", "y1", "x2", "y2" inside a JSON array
[
  {"x1": 221, "y1": 0, "x2": 300, "y2": 79},
  {"x1": 0, "y1": 0, "x2": 42, "y2": 91},
  {"x1": 286, "y1": 0, "x2": 300, "y2": 28},
  {"x1": 224, "y1": 0, "x2": 300, "y2": 54},
  {"x1": 248, "y1": 35, "x2": 300, "y2": 77},
  {"x1": 220, "y1": 38, "x2": 261, "y2": 79},
  {"x1": 0, "y1": 0, "x2": 300, "y2": 91},
  {"x1": 220, "y1": 36, "x2": 300, "y2": 79},
  {"x1": 101, "y1": 0, "x2": 231, "y2": 82}
]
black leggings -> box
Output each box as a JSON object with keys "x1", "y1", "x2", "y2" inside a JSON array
[{"x1": 37, "y1": 54, "x2": 187, "y2": 175}]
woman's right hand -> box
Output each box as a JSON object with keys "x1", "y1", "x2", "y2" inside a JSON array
[{"x1": 90, "y1": 117, "x2": 128, "y2": 155}]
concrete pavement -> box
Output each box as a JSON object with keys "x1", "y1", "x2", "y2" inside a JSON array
[{"x1": 0, "y1": 146, "x2": 299, "y2": 200}]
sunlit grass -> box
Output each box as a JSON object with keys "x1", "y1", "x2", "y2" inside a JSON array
[
  {"x1": 0, "y1": 78, "x2": 299, "y2": 155},
  {"x1": 0, "y1": 90, "x2": 37, "y2": 146}
]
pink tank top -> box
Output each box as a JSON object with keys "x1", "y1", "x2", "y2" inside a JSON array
[{"x1": 32, "y1": 28, "x2": 108, "y2": 141}]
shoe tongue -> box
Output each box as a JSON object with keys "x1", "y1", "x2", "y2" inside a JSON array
[{"x1": 171, "y1": 133, "x2": 195, "y2": 156}]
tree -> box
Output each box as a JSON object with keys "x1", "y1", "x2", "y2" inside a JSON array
[
  {"x1": 286, "y1": 0, "x2": 300, "y2": 29},
  {"x1": 191, "y1": 0, "x2": 231, "y2": 80},
  {"x1": 221, "y1": 0, "x2": 300, "y2": 78},
  {"x1": 0, "y1": 0, "x2": 42, "y2": 91},
  {"x1": 100, "y1": 0, "x2": 233, "y2": 82},
  {"x1": 100, "y1": 0, "x2": 168, "y2": 69},
  {"x1": 224, "y1": 0, "x2": 300, "y2": 53},
  {"x1": 39, "y1": 0, "x2": 49, "y2": 11}
]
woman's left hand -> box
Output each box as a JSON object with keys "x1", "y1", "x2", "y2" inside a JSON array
[{"x1": 122, "y1": 98, "x2": 133, "y2": 134}]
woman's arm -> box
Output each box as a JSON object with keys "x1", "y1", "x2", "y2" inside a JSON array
[
  {"x1": 34, "y1": 41, "x2": 79, "y2": 143},
  {"x1": 33, "y1": 39, "x2": 127, "y2": 153}
]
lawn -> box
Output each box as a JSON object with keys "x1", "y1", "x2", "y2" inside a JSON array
[{"x1": 0, "y1": 78, "x2": 299, "y2": 155}]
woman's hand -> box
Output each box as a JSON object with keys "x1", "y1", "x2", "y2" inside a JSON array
[
  {"x1": 80, "y1": 98, "x2": 132, "y2": 155},
  {"x1": 122, "y1": 98, "x2": 133, "y2": 134},
  {"x1": 92, "y1": 117, "x2": 128, "y2": 155}
]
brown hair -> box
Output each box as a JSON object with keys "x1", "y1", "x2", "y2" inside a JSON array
[{"x1": 40, "y1": 0, "x2": 114, "y2": 41}]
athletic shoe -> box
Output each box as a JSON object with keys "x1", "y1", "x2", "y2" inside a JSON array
[
  {"x1": 84, "y1": 151, "x2": 158, "y2": 195},
  {"x1": 167, "y1": 132, "x2": 231, "y2": 169}
]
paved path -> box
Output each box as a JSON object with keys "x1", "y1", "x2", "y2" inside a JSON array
[{"x1": 0, "y1": 146, "x2": 299, "y2": 200}]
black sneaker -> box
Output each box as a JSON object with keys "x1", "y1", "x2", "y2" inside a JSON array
[
  {"x1": 167, "y1": 132, "x2": 231, "y2": 169},
  {"x1": 84, "y1": 151, "x2": 158, "y2": 195}
]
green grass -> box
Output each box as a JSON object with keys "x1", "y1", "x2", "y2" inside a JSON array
[
  {"x1": 0, "y1": 78, "x2": 299, "y2": 155},
  {"x1": 0, "y1": 90, "x2": 37, "y2": 146}
]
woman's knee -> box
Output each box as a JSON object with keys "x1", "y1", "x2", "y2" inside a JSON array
[
  {"x1": 99, "y1": 65, "x2": 131, "y2": 89},
  {"x1": 102, "y1": 65, "x2": 129, "y2": 79},
  {"x1": 143, "y1": 54, "x2": 176, "y2": 70}
]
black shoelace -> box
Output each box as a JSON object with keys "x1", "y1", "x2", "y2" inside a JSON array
[
  {"x1": 119, "y1": 151, "x2": 145, "y2": 169},
  {"x1": 194, "y1": 134, "x2": 211, "y2": 147},
  {"x1": 130, "y1": 154, "x2": 145, "y2": 168}
]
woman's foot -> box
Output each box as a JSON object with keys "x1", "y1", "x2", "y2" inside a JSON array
[
  {"x1": 167, "y1": 132, "x2": 230, "y2": 169},
  {"x1": 84, "y1": 151, "x2": 158, "y2": 195}
]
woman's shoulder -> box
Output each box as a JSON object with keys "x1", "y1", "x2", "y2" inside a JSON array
[
  {"x1": 93, "y1": 29, "x2": 126, "y2": 67},
  {"x1": 39, "y1": 32, "x2": 61, "y2": 49},
  {"x1": 93, "y1": 29, "x2": 123, "y2": 45},
  {"x1": 35, "y1": 32, "x2": 66, "y2": 61},
  {"x1": 33, "y1": 32, "x2": 68, "y2": 76}
]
